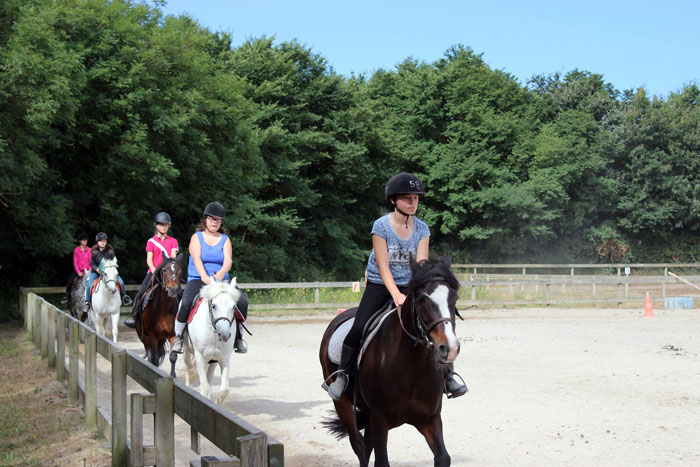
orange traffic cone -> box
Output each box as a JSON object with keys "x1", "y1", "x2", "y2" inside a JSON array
[{"x1": 643, "y1": 292, "x2": 654, "y2": 318}]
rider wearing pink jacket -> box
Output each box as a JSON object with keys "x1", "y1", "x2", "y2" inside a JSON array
[{"x1": 61, "y1": 233, "x2": 91, "y2": 306}]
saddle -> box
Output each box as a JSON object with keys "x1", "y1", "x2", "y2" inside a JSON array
[
  {"x1": 328, "y1": 302, "x2": 395, "y2": 367},
  {"x1": 88, "y1": 276, "x2": 124, "y2": 300}
]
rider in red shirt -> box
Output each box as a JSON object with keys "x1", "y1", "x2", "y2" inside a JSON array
[
  {"x1": 125, "y1": 212, "x2": 179, "y2": 328},
  {"x1": 61, "y1": 233, "x2": 91, "y2": 306}
]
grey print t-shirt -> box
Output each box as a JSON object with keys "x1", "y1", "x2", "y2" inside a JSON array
[{"x1": 365, "y1": 214, "x2": 430, "y2": 286}]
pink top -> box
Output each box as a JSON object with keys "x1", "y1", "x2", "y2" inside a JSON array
[
  {"x1": 73, "y1": 245, "x2": 91, "y2": 275},
  {"x1": 146, "y1": 235, "x2": 179, "y2": 272}
]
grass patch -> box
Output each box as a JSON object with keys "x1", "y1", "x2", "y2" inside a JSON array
[{"x1": 0, "y1": 323, "x2": 110, "y2": 466}]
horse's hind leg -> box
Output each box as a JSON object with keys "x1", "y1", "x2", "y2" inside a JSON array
[
  {"x1": 368, "y1": 414, "x2": 390, "y2": 467},
  {"x1": 334, "y1": 401, "x2": 369, "y2": 467},
  {"x1": 417, "y1": 415, "x2": 450, "y2": 467}
]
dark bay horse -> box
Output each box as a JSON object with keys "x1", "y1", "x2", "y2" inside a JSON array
[
  {"x1": 135, "y1": 257, "x2": 182, "y2": 372},
  {"x1": 319, "y1": 255, "x2": 462, "y2": 467}
]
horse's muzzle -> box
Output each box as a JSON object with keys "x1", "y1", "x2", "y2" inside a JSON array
[{"x1": 437, "y1": 340, "x2": 459, "y2": 364}]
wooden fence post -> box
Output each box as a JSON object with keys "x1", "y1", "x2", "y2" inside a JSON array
[
  {"x1": 112, "y1": 349, "x2": 127, "y2": 467},
  {"x1": 31, "y1": 294, "x2": 40, "y2": 345},
  {"x1": 85, "y1": 331, "x2": 97, "y2": 431},
  {"x1": 41, "y1": 300, "x2": 49, "y2": 358},
  {"x1": 237, "y1": 432, "x2": 268, "y2": 467},
  {"x1": 155, "y1": 377, "x2": 175, "y2": 466},
  {"x1": 130, "y1": 393, "x2": 156, "y2": 467},
  {"x1": 69, "y1": 321, "x2": 79, "y2": 402},
  {"x1": 56, "y1": 313, "x2": 66, "y2": 383},
  {"x1": 617, "y1": 282, "x2": 622, "y2": 308},
  {"x1": 47, "y1": 306, "x2": 56, "y2": 369},
  {"x1": 545, "y1": 283, "x2": 550, "y2": 307}
]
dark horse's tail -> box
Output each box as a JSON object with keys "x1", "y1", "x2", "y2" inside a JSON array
[{"x1": 321, "y1": 411, "x2": 368, "y2": 439}]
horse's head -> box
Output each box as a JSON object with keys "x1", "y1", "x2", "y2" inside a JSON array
[
  {"x1": 158, "y1": 255, "x2": 183, "y2": 298},
  {"x1": 101, "y1": 258, "x2": 120, "y2": 294},
  {"x1": 406, "y1": 254, "x2": 461, "y2": 363},
  {"x1": 201, "y1": 278, "x2": 241, "y2": 342}
]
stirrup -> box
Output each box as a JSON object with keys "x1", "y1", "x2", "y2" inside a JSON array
[
  {"x1": 445, "y1": 372, "x2": 468, "y2": 399},
  {"x1": 323, "y1": 370, "x2": 349, "y2": 401}
]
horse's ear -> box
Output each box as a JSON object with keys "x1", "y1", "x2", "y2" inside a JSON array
[
  {"x1": 441, "y1": 253, "x2": 452, "y2": 268},
  {"x1": 175, "y1": 252, "x2": 184, "y2": 265},
  {"x1": 230, "y1": 277, "x2": 237, "y2": 288},
  {"x1": 409, "y1": 253, "x2": 421, "y2": 274}
]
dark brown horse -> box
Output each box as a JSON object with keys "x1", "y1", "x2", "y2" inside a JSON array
[
  {"x1": 135, "y1": 256, "x2": 182, "y2": 373},
  {"x1": 319, "y1": 255, "x2": 462, "y2": 467}
]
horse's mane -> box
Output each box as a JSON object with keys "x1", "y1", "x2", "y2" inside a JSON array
[
  {"x1": 409, "y1": 256, "x2": 460, "y2": 292},
  {"x1": 102, "y1": 257, "x2": 118, "y2": 268},
  {"x1": 201, "y1": 279, "x2": 241, "y2": 303}
]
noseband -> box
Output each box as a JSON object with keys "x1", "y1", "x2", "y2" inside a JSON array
[
  {"x1": 398, "y1": 277, "x2": 458, "y2": 348},
  {"x1": 155, "y1": 262, "x2": 181, "y2": 293},
  {"x1": 207, "y1": 289, "x2": 235, "y2": 331}
]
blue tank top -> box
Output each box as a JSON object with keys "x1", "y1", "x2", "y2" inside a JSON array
[{"x1": 187, "y1": 231, "x2": 229, "y2": 281}]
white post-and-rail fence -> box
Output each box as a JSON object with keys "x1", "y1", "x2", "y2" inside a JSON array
[
  {"x1": 453, "y1": 263, "x2": 700, "y2": 308},
  {"x1": 20, "y1": 288, "x2": 284, "y2": 467}
]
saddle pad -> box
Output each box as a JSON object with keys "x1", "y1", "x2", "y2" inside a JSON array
[
  {"x1": 327, "y1": 308, "x2": 396, "y2": 367},
  {"x1": 187, "y1": 297, "x2": 205, "y2": 324},
  {"x1": 328, "y1": 318, "x2": 354, "y2": 365}
]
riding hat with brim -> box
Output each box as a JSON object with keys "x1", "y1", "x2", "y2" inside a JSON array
[
  {"x1": 95, "y1": 232, "x2": 108, "y2": 241},
  {"x1": 154, "y1": 211, "x2": 171, "y2": 224},
  {"x1": 203, "y1": 201, "x2": 225, "y2": 219},
  {"x1": 385, "y1": 172, "x2": 427, "y2": 200}
]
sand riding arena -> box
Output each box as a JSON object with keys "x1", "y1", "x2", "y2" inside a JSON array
[{"x1": 108, "y1": 306, "x2": 700, "y2": 466}]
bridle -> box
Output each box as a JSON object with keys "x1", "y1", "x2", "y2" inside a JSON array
[
  {"x1": 101, "y1": 264, "x2": 119, "y2": 290},
  {"x1": 154, "y1": 260, "x2": 181, "y2": 295},
  {"x1": 206, "y1": 289, "x2": 235, "y2": 332},
  {"x1": 397, "y1": 277, "x2": 461, "y2": 348}
]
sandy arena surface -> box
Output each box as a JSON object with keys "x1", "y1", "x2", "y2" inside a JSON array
[{"x1": 103, "y1": 307, "x2": 700, "y2": 466}]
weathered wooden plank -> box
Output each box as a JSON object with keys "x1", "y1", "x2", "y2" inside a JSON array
[
  {"x1": 112, "y1": 349, "x2": 127, "y2": 467},
  {"x1": 155, "y1": 377, "x2": 175, "y2": 466},
  {"x1": 68, "y1": 320, "x2": 79, "y2": 403},
  {"x1": 85, "y1": 332, "x2": 97, "y2": 431}
]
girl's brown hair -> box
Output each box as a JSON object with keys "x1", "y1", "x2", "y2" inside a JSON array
[{"x1": 196, "y1": 216, "x2": 226, "y2": 234}]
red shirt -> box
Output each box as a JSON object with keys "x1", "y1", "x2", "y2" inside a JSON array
[
  {"x1": 73, "y1": 245, "x2": 91, "y2": 275},
  {"x1": 146, "y1": 235, "x2": 179, "y2": 273}
]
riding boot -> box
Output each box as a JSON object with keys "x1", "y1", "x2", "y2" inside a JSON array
[
  {"x1": 171, "y1": 320, "x2": 186, "y2": 354},
  {"x1": 444, "y1": 363, "x2": 468, "y2": 399},
  {"x1": 234, "y1": 324, "x2": 247, "y2": 354},
  {"x1": 124, "y1": 298, "x2": 141, "y2": 328},
  {"x1": 328, "y1": 344, "x2": 358, "y2": 401}
]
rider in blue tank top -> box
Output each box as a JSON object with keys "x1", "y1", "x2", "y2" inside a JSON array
[
  {"x1": 187, "y1": 231, "x2": 229, "y2": 280},
  {"x1": 172, "y1": 201, "x2": 249, "y2": 354}
]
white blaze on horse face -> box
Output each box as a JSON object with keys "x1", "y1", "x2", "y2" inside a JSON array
[{"x1": 428, "y1": 284, "x2": 459, "y2": 359}]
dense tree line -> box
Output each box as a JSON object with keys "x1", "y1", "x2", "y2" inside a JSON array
[{"x1": 2, "y1": 0, "x2": 700, "y2": 318}]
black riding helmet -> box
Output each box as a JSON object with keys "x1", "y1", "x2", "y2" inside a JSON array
[
  {"x1": 95, "y1": 232, "x2": 108, "y2": 242},
  {"x1": 203, "y1": 201, "x2": 225, "y2": 219},
  {"x1": 154, "y1": 211, "x2": 171, "y2": 224},
  {"x1": 385, "y1": 172, "x2": 427, "y2": 201},
  {"x1": 77, "y1": 232, "x2": 89, "y2": 241}
]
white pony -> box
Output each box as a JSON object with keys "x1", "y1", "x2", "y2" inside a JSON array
[
  {"x1": 180, "y1": 278, "x2": 241, "y2": 405},
  {"x1": 89, "y1": 258, "x2": 122, "y2": 343}
]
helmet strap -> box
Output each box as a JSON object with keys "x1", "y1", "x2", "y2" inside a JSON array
[{"x1": 392, "y1": 203, "x2": 412, "y2": 228}]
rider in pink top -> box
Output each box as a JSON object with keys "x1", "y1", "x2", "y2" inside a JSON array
[
  {"x1": 61, "y1": 233, "x2": 91, "y2": 306},
  {"x1": 125, "y1": 212, "x2": 180, "y2": 329}
]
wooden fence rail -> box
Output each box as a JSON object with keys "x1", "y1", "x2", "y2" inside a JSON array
[{"x1": 20, "y1": 288, "x2": 284, "y2": 467}]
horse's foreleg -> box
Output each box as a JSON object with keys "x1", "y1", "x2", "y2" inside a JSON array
[
  {"x1": 169, "y1": 351, "x2": 178, "y2": 378},
  {"x1": 369, "y1": 415, "x2": 390, "y2": 467},
  {"x1": 334, "y1": 401, "x2": 369, "y2": 467},
  {"x1": 418, "y1": 415, "x2": 450, "y2": 467},
  {"x1": 111, "y1": 313, "x2": 119, "y2": 343},
  {"x1": 194, "y1": 352, "x2": 211, "y2": 398},
  {"x1": 93, "y1": 313, "x2": 104, "y2": 336},
  {"x1": 216, "y1": 358, "x2": 231, "y2": 405}
]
